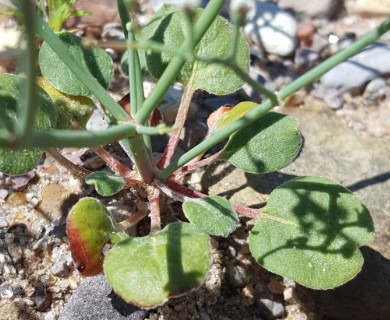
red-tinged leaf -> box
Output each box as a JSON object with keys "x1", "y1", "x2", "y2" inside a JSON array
[
  {"x1": 118, "y1": 93, "x2": 131, "y2": 115},
  {"x1": 207, "y1": 105, "x2": 232, "y2": 131},
  {"x1": 66, "y1": 197, "x2": 115, "y2": 276}
]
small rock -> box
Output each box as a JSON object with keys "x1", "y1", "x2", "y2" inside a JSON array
[
  {"x1": 51, "y1": 253, "x2": 73, "y2": 277},
  {"x1": 279, "y1": 0, "x2": 340, "y2": 18},
  {"x1": 59, "y1": 275, "x2": 148, "y2": 320},
  {"x1": 10, "y1": 171, "x2": 35, "y2": 190},
  {"x1": 0, "y1": 189, "x2": 8, "y2": 200},
  {"x1": 44, "y1": 311, "x2": 57, "y2": 320},
  {"x1": 297, "y1": 21, "x2": 316, "y2": 47},
  {"x1": 283, "y1": 287, "x2": 294, "y2": 302},
  {"x1": 33, "y1": 238, "x2": 49, "y2": 252},
  {"x1": 256, "y1": 297, "x2": 286, "y2": 319},
  {"x1": 12, "y1": 285, "x2": 24, "y2": 296},
  {"x1": 243, "y1": 2, "x2": 297, "y2": 56},
  {"x1": 321, "y1": 43, "x2": 390, "y2": 92},
  {"x1": 0, "y1": 281, "x2": 13, "y2": 299},
  {"x1": 311, "y1": 85, "x2": 344, "y2": 109},
  {"x1": 294, "y1": 49, "x2": 322, "y2": 73},
  {"x1": 86, "y1": 108, "x2": 109, "y2": 131},
  {"x1": 267, "y1": 277, "x2": 284, "y2": 294},
  {"x1": 37, "y1": 184, "x2": 69, "y2": 222},
  {"x1": 0, "y1": 217, "x2": 8, "y2": 228},
  {"x1": 363, "y1": 77, "x2": 387, "y2": 106},
  {"x1": 32, "y1": 283, "x2": 50, "y2": 311}
]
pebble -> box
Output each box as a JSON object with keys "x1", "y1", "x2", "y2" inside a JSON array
[
  {"x1": 363, "y1": 77, "x2": 387, "y2": 106},
  {"x1": 32, "y1": 283, "x2": 50, "y2": 311},
  {"x1": 279, "y1": 0, "x2": 340, "y2": 18},
  {"x1": 0, "y1": 217, "x2": 8, "y2": 228},
  {"x1": 321, "y1": 43, "x2": 390, "y2": 92},
  {"x1": 283, "y1": 287, "x2": 294, "y2": 302},
  {"x1": 256, "y1": 297, "x2": 286, "y2": 319},
  {"x1": 0, "y1": 281, "x2": 14, "y2": 299},
  {"x1": 44, "y1": 311, "x2": 57, "y2": 320},
  {"x1": 86, "y1": 108, "x2": 109, "y2": 131},
  {"x1": 243, "y1": 2, "x2": 297, "y2": 56},
  {"x1": 0, "y1": 189, "x2": 8, "y2": 200},
  {"x1": 10, "y1": 171, "x2": 36, "y2": 190},
  {"x1": 294, "y1": 49, "x2": 322, "y2": 73},
  {"x1": 51, "y1": 253, "x2": 73, "y2": 277},
  {"x1": 297, "y1": 21, "x2": 316, "y2": 47},
  {"x1": 311, "y1": 85, "x2": 344, "y2": 109}
]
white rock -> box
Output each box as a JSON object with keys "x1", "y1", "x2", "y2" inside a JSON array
[
  {"x1": 86, "y1": 108, "x2": 109, "y2": 131},
  {"x1": 243, "y1": 2, "x2": 297, "y2": 56}
]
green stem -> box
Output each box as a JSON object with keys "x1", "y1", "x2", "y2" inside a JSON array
[
  {"x1": 15, "y1": 0, "x2": 38, "y2": 143},
  {"x1": 134, "y1": 0, "x2": 225, "y2": 124},
  {"x1": 34, "y1": 13, "x2": 129, "y2": 122},
  {"x1": 26, "y1": 123, "x2": 171, "y2": 149},
  {"x1": 158, "y1": 17, "x2": 390, "y2": 180}
]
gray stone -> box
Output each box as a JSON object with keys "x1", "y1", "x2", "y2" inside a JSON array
[
  {"x1": 279, "y1": 0, "x2": 340, "y2": 18},
  {"x1": 0, "y1": 281, "x2": 13, "y2": 299},
  {"x1": 256, "y1": 297, "x2": 285, "y2": 319},
  {"x1": 243, "y1": 2, "x2": 297, "y2": 56},
  {"x1": 59, "y1": 275, "x2": 148, "y2": 320},
  {"x1": 321, "y1": 43, "x2": 390, "y2": 92},
  {"x1": 363, "y1": 77, "x2": 388, "y2": 106}
]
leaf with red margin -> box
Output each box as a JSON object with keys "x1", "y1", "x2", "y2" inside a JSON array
[{"x1": 66, "y1": 197, "x2": 115, "y2": 276}]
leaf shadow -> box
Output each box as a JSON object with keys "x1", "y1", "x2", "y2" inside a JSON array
[
  {"x1": 253, "y1": 179, "x2": 374, "y2": 264},
  {"x1": 164, "y1": 223, "x2": 203, "y2": 296}
]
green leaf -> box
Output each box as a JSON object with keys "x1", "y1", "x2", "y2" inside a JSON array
[
  {"x1": 213, "y1": 101, "x2": 257, "y2": 133},
  {"x1": 222, "y1": 111, "x2": 302, "y2": 174},
  {"x1": 104, "y1": 222, "x2": 211, "y2": 308},
  {"x1": 249, "y1": 176, "x2": 374, "y2": 289},
  {"x1": 121, "y1": 4, "x2": 180, "y2": 76},
  {"x1": 183, "y1": 196, "x2": 238, "y2": 237},
  {"x1": 37, "y1": 77, "x2": 94, "y2": 129},
  {"x1": 0, "y1": 74, "x2": 57, "y2": 175},
  {"x1": 85, "y1": 171, "x2": 125, "y2": 197},
  {"x1": 39, "y1": 31, "x2": 114, "y2": 97},
  {"x1": 66, "y1": 197, "x2": 115, "y2": 276},
  {"x1": 145, "y1": 9, "x2": 249, "y2": 95}
]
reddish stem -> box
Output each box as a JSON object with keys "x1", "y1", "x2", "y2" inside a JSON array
[
  {"x1": 173, "y1": 150, "x2": 223, "y2": 178},
  {"x1": 117, "y1": 209, "x2": 149, "y2": 231},
  {"x1": 47, "y1": 149, "x2": 91, "y2": 180},
  {"x1": 148, "y1": 188, "x2": 161, "y2": 233},
  {"x1": 92, "y1": 147, "x2": 140, "y2": 188},
  {"x1": 157, "y1": 84, "x2": 195, "y2": 170}
]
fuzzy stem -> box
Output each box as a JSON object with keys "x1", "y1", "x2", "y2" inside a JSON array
[
  {"x1": 46, "y1": 149, "x2": 91, "y2": 179},
  {"x1": 157, "y1": 85, "x2": 195, "y2": 170},
  {"x1": 173, "y1": 150, "x2": 222, "y2": 178},
  {"x1": 117, "y1": 209, "x2": 149, "y2": 231},
  {"x1": 148, "y1": 189, "x2": 161, "y2": 233}
]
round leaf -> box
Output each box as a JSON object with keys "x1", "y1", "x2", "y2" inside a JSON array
[
  {"x1": 66, "y1": 197, "x2": 115, "y2": 276},
  {"x1": 183, "y1": 196, "x2": 238, "y2": 237},
  {"x1": 37, "y1": 77, "x2": 94, "y2": 129},
  {"x1": 0, "y1": 74, "x2": 57, "y2": 175},
  {"x1": 39, "y1": 31, "x2": 114, "y2": 97},
  {"x1": 249, "y1": 176, "x2": 374, "y2": 289},
  {"x1": 104, "y1": 222, "x2": 211, "y2": 308},
  {"x1": 146, "y1": 9, "x2": 249, "y2": 95},
  {"x1": 85, "y1": 171, "x2": 125, "y2": 197},
  {"x1": 222, "y1": 111, "x2": 302, "y2": 174}
]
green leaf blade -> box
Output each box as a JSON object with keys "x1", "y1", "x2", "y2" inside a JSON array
[
  {"x1": 104, "y1": 222, "x2": 211, "y2": 308},
  {"x1": 222, "y1": 111, "x2": 302, "y2": 174},
  {"x1": 183, "y1": 196, "x2": 238, "y2": 237},
  {"x1": 0, "y1": 74, "x2": 57, "y2": 175},
  {"x1": 39, "y1": 32, "x2": 114, "y2": 97},
  {"x1": 249, "y1": 176, "x2": 374, "y2": 289},
  {"x1": 145, "y1": 9, "x2": 249, "y2": 95},
  {"x1": 85, "y1": 171, "x2": 124, "y2": 197}
]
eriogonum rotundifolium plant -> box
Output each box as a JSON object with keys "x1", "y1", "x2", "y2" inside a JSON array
[{"x1": 1, "y1": 0, "x2": 389, "y2": 308}]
